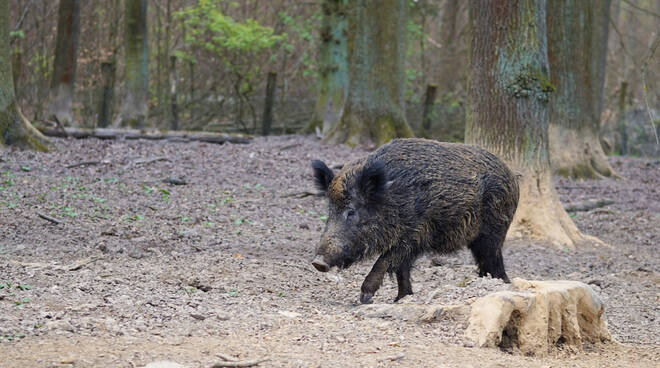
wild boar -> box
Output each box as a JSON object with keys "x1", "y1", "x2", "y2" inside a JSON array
[{"x1": 311, "y1": 138, "x2": 518, "y2": 304}]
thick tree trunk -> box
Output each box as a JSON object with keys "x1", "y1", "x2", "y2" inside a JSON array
[
  {"x1": 44, "y1": 0, "x2": 81, "y2": 126},
  {"x1": 114, "y1": 0, "x2": 149, "y2": 128},
  {"x1": 305, "y1": 0, "x2": 349, "y2": 135},
  {"x1": 467, "y1": 0, "x2": 597, "y2": 248},
  {"x1": 0, "y1": 0, "x2": 49, "y2": 151},
  {"x1": 323, "y1": 0, "x2": 413, "y2": 147},
  {"x1": 546, "y1": 0, "x2": 616, "y2": 179}
]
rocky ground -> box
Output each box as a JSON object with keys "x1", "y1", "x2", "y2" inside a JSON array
[{"x1": 0, "y1": 135, "x2": 658, "y2": 367}]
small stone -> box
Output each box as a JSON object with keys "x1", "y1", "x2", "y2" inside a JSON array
[{"x1": 278, "y1": 310, "x2": 301, "y2": 318}]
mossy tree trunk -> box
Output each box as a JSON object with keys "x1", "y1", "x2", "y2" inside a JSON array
[
  {"x1": 0, "y1": 0, "x2": 49, "y2": 151},
  {"x1": 44, "y1": 0, "x2": 81, "y2": 127},
  {"x1": 546, "y1": 0, "x2": 616, "y2": 179},
  {"x1": 323, "y1": 0, "x2": 413, "y2": 147},
  {"x1": 114, "y1": 0, "x2": 149, "y2": 128},
  {"x1": 305, "y1": 0, "x2": 349, "y2": 135},
  {"x1": 466, "y1": 0, "x2": 597, "y2": 249}
]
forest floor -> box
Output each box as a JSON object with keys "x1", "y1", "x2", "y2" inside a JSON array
[{"x1": 0, "y1": 135, "x2": 658, "y2": 368}]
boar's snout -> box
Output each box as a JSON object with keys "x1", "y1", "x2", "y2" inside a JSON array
[{"x1": 312, "y1": 256, "x2": 330, "y2": 272}]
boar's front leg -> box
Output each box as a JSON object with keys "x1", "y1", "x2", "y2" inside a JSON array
[
  {"x1": 394, "y1": 256, "x2": 414, "y2": 302},
  {"x1": 360, "y1": 254, "x2": 390, "y2": 304}
]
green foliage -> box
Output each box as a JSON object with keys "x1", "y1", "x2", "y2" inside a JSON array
[{"x1": 177, "y1": 0, "x2": 285, "y2": 69}]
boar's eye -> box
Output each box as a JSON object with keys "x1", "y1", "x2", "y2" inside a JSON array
[{"x1": 344, "y1": 209, "x2": 356, "y2": 221}]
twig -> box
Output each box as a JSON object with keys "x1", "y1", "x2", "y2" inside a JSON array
[
  {"x1": 37, "y1": 212, "x2": 63, "y2": 225},
  {"x1": 66, "y1": 160, "x2": 108, "y2": 169},
  {"x1": 280, "y1": 191, "x2": 317, "y2": 199},
  {"x1": 133, "y1": 157, "x2": 171, "y2": 165},
  {"x1": 211, "y1": 356, "x2": 270, "y2": 367},
  {"x1": 620, "y1": 0, "x2": 660, "y2": 19},
  {"x1": 67, "y1": 257, "x2": 102, "y2": 271},
  {"x1": 278, "y1": 143, "x2": 302, "y2": 151}
]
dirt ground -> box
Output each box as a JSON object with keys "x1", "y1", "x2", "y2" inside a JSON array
[{"x1": 1, "y1": 135, "x2": 658, "y2": 368}]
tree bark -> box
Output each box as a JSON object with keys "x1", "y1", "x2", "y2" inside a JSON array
[
  {"x1": 114, "y1": 0, "x2": 149, "y2": 128},
  {"x1": 323, "y1": 0, "x2": 413, "y2": 147},
  {"x1": 0, "y1": 0, "x2": 49, "y2": 151},
  {"x1": 306, "y1": 0, "x2": 349, "y2": 135},
  {"x1": 546, "y1": 0, "x2": 616, "y2": 179},
  {"x1": 466, "y1": 0, "x2": 597, "y2": 248},
  {"x1": 97, "y1": 61, "x2": 116, "y2": 128},
  {"x1": 44, "y1": 0, "x2": 81, "y2": 126}
]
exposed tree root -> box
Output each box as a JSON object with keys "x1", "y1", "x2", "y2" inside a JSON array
[
  {"x1": 548, "y1": 125, "x2": 620, "y2": 180},
  {"x1": 506, "y1": 170, "x2": 603, "y2": 249}
]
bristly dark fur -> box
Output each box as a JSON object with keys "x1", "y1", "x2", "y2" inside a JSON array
[
  {"x1": 356, "y1": 160, "x2": 387, "y2": 204},
  {"x1": 312, "y1": 138, "x2": 520, "y2": 304},
  {"x1": 311, "y1": 160, "x2": 334, "y2": 193}
]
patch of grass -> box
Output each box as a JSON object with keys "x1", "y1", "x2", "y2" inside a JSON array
[
  {"x1": 16, "y1": 284, "x2": 33, "y2": 291},
  {"x1": 20, "y1": 166, "x2": 31, "y2": 172},
  {"x1": 0, "y1": 332, "x2": 26, "y2": 342},
  {"x1": 226, "y1": 289, "x2": 238, "y2": 297},
  {"x1": 14, "y1": 297, "x2": 30, "y2": 307}
]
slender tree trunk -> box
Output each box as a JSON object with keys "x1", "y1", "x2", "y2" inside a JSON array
[
  {"x1": 421, "y1": 83, "x2": 438, "y2": 136},
  {"x1": 546, "y1": 0, "x2": 616, "y2": 179},
  {"x1": 437, "y1": 0, "x2": 460, "y2": 96},
  {"x1": 169, "y1": 56, "x2": 178, "y2": 131},
  {"x1": 0, "y1": 0, "x2": 49, "y2": 150},
  {"x1": 618, "y1": 81, "x2": 628, "y2": 155},
  {"x1": 44, "y1": 0, "x2": 81, "y2": 126},
  {"x1": 115, "y1": 0, "x2": 149, "y2": 128},
  {"x1": 261, "y1": 72, "x2": 277, "y2": 136},
  {"x1": 466, "y1": 0, "x2": 597, "y2": 248},
  {"x1": 324, "y1": 0, "x2": 413, "y2": 147},
  {"x1": 305, "y1": 0, "x2": 349, "y2": 135}
]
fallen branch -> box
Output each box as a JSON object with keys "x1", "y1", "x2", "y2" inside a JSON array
[
  {"x1": 35, "y1": 126, "x2": 252, "y2": 145},
  {"x1": 564, "y1": 199, "x2": 614, "y2": 212},
  {"x1": 37, "y1": 212, "x2": 63, "y2": 225},
  {"x1": 211, "y1": 354, "x2": 270, "y2": 368}
]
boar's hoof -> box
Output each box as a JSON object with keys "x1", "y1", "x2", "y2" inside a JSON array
[
  {"x1": 360, "y1": 292, "x2": 374, "y2": 304},
  {"x1": 312, "y1": 257, "x2": 330, "y2": 272}
]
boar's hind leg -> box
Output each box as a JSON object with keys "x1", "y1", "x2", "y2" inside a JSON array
[
  {"x1": 360, "y1": 254, "x2": 390, "y2": 304},
  {"x1": 468, "y1": 231, "x2": 510, "y2": 283},
  {"x1": 394, "y1": 256, "x2": 414, "y2": 302}
]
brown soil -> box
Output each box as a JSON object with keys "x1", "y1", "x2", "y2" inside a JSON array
[{"x1": 1, "y1": 135, "x2": 658, "y2": 367}]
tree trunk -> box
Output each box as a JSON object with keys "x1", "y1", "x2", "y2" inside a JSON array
[
  {"x1": 169, "y1": 56, "x2": 178, "y2": 131},
  {"x1": 617, "y1": 81, "x2": 627, "y2": 155},
  {"x1": 546, "y1": 0, "x2": 616, "y2": 179},
  {"x1": 0, "y1": 0, "x2": 49, "y2": 151},
  {"x1": 44, "y1": 0, "x2": 81, "y2": 126},
  {"x1": 437, "y1": 0, "x2": 461, "y2": 96},
  {"x1": 422, "y1": 83, "x2": 438, "y2": 136},
  {"x1": 466, "y1": 0, "x2": 597, "y2": 248},
  {"x1": 97, "y1": 61, "x2": 116, "y2": 128},
  {"x1": 261, "y1": 72, "x2": 277, "y2": 136},
  {"x1": 306, "y1": 0, "x2": 349, "y2": 135},
  {"x1": 323, "y1": 0, "x2": 413, "y2": 147},
  {"x1": 115, "y1": 0, "x2": 149, "y2": 128}
]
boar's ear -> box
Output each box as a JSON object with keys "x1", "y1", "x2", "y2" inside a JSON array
[
  {"x1": 311, "y1": 160, "x2": 334, "y2": 194},
  {"x1": 358, "y1": 160, "x2": 387, "y2": 203}
]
